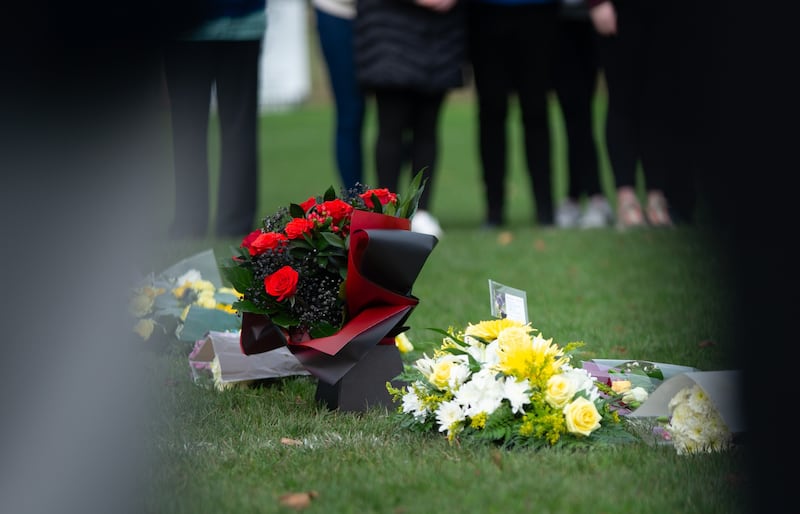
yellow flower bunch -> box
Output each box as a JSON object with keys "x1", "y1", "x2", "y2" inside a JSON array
[{"x1": 129, "y1": 264, "x2": 241, "y2": 343}]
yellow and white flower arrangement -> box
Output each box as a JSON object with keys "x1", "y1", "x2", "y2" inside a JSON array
[{"x1": 388, "y1": 319, "x2": 634, "y2": 448}]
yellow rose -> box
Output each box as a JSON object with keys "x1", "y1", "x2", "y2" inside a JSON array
[
  {"x1": 563, "y1": 397, "x2": 601, "y2": 436},
  {"x1": 611, "y1": 380, "x2": 631, "y2": 393},
  {"x1": 430, "y1": 359, "x2": 455, "y2": 389},
  {"x1": 545, "y1": 374, "x2": 575, "y2": 409},
  {"x1": 134, "y1": 318, "x2": 156, "y2": 340}
]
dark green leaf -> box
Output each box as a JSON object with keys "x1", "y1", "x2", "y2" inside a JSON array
[
  {"x1": 220, "y1": 266, "x2": 253, "y2": 294},
  {"x1": 323, "y1": 186, "x2": 337, "y2": 202},
  {"x1": 321, "y1": 231, "x2": 346, "y2": 248}
]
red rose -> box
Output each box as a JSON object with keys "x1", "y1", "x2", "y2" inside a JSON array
[
  {"x1": 264, "y1": 266, "x2": 299, "y2": 302},
  {"x1": 241, "y1": 229, "x2": 263, "y2": 253},
  {"x1": 249, "y1": 232, "x2": 288, "y2": 256},
  {"x1": 360, "y1": 188, "x2": 397, "y2": 209},
  {"x1": 284, "y1": 218, "x2": 316, "y2": 239},
  {"x1": 299, "y1": 196, "x2": 317, "y2": 212},
  {"x1": 319, "y1": 198, "x2": 354, "y2": 224}
]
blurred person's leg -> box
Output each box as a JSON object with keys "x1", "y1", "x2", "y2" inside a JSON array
[
  {"x1": 640, "y1": 0, "x2": 697, "y2": 225},
  {"x1": 215, "y1": 39, "x2": 261, "y2": 238},
  {"x1": 596, "y1": 0, "x2": 646, "y2": 227},
  {"x1": 374, "y1": 88, "x2": 413, "y2": 194},
  {"x1": 315, "y1": 8, "x2": 366, "y2": 190},
  {"x1": 163, "y1": 40, "x2": 215, "y2": 238},
  {"x1": 408, "y1": 91, "x2": 446, "y2": 211},
  {"x1": 553, "y1": 16, "x2": 602, "y2": 200},
  {"x1": 469, "y1": 2, "x2": 513, "y2": 227},
  {"x1": 596, "y1": 0, "x2": 643, "y2": 191},
  {"x1": 514, "y1": 3, "x2": 558, "y2": 225}
]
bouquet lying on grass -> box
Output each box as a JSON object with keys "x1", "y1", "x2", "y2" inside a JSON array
[
  {"x1": 221, "y1": 172, "x2": 437, "y2": 390},
  {"x1": 129, "y1": 250, "x2": 240, "y2": 344},
  {"x1": 388, "y1": 319, "x2": 636, "y2": 449},
  {"x1": 583, "y1": 360, "x2": 736, "y2": 455}
]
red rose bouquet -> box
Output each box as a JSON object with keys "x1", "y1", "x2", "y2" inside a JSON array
[{"x1": 221, "y1": 172, "x2": 438, "y2": 410}]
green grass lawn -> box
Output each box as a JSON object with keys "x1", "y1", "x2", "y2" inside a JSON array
[{"x1": 143, "y1": 97, "x2": 749, "y2": 514}]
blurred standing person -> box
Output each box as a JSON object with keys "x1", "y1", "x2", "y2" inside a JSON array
[
  {"x1": 587, "y1": 0, "x2": 695, "y2": 227},
  {"x1": 468, "y1": 0, "x2": 559, "y2": 229},
  {"x1": 312, "y1": 0, "x2": 367, "y2": 191},
  {"x1": 552, "y1": 0, "x2": 612, "y2": 229},
  {"x1": 163, "y1": 0, "x2": 266, "y2": 238},
  {"x1": 355, "y1": 0, "x2": 469, "y2": 238}
]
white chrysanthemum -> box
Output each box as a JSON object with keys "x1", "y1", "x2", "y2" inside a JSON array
[
  {"x1": 401, "y1": 387, "x2": 428, "y2": 421},
  {"x1": 447, "y1": 361, "x2": 472, "y2": 390},
  {"x1": 666, "y1": 384, "x2": 732, "y2": 455},
  {"x1": 464, "y1": 338, "x2": 501, "y2": 367},
  {"x1": 501, "y1": 377, "x2": 531, "y2": 414},
  {"x1": 454, "y1": 369, "x2": 504, "y2": 418},
  {"x1": 176, "y1": 269, "x2": 202, "y2": 285},
  {"x1": 668, "y1": 386, "x2": 693, "y2": 409},
  {"x1": 436, "y1": 400, "x2": 466, "y2": 434}
]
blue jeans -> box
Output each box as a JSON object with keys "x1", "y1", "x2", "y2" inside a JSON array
[{"x1": 315, "y1": 8, "x2": 367, "y2": 190}]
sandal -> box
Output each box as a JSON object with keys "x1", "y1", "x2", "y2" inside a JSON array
[
  {"x1": 645, "y1": 191, "x2": 673, "y2": 227},
  {"x1": 616, "y1": 187, "x2": 646, "y2": 229}
]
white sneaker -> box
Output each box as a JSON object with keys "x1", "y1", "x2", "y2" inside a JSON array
[
  {"x1": 411, "y1": 210, "x2": 443, "y2": 238},
  {"x1": 555, "y1": 199, "x2": 581, "y2": 228},
  {"x1": 578, "y1": 195, "x2": 613, "y2": 228}
]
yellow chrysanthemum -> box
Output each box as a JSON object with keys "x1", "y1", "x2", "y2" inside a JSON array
[
  {"x1": 172, "y1": 284, "x2": 189, "y2": 299},
  {"x1": 464, "y1": 318, "x2": 533, "y2": 341},
  {"x1": 496, "y1": 329, "x2": 568, "y2": 383},
  {"x1": 195, "y1": 289, "x2": 216, "y2": 309},
  {"x1": 192, "y1": 279, "x2": 216, "y2": 294}
]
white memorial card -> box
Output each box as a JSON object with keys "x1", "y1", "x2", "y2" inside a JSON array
[{"x1": 488, "y1": 280, "x2": 529, "y2": 324}]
